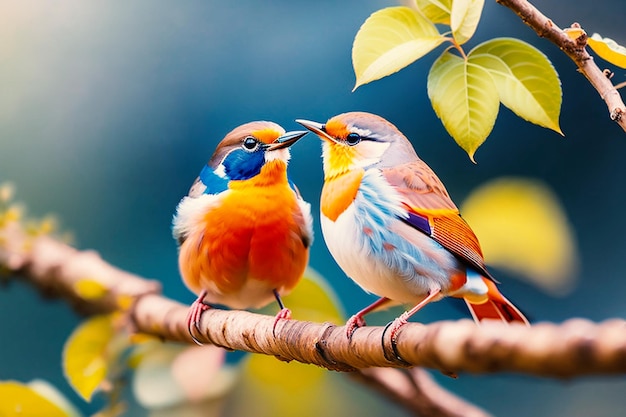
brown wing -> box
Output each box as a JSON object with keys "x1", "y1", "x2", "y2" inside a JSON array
[{"x1": 382, "y1": 163, "x2": 492, "y2": 279}]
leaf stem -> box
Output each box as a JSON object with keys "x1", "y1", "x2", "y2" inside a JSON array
[{"x1": 451, "y1": 38, "x2": 468, "y2": 59}]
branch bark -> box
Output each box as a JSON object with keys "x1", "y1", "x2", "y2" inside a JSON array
[
  {"x1": 496, "y1": 0, "x2": 626, "y2": 131},
  {"x1": 134, "y1": 294, "x2": 626, "y2": 379}
]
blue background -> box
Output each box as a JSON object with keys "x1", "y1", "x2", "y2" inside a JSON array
[{"x1": 1, "y1": 1, "x2": 626, "y2": 415}]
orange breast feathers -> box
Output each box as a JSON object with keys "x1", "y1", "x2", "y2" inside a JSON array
[
  {"x1": 179, "y1": 161, "x2": 310, "y2": 298},
  {"x1": 321, "y1": 169, "x2": 364, "y2": 222}
]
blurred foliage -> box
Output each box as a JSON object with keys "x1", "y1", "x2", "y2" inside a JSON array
[
  {"x1": 227, "y1": 269, "x2": 393, "y2": 417},
  {"x1": 0, "y1": 380, "x2": 79, "y2": 417},
  {"x1": 461, "y1": 177, "x2": 578, "y2": 295},
  {"x1": 62, "y1": 314, "x2": 116, "y2": 401},
  {"x1": 258, "y1": 267, "x2": 345, "y2": 324},
  {"x1": 131, "y1": 343, "x2": 235, "y2": 411},
  {"x1": 58, "y1": 269, "x2": 354, "y2": 416}
]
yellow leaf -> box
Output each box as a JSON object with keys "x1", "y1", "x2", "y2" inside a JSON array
[
  {"x1": 469, "y1": 38, "x2": 562, "y2": 134},
  {"x1": 63, "y1": 315, "x2": 115, "y2": 401},
  {"x1": 450, "y1": 0, "x2": 484, "y2": 45},
  {"x1": 563, "y1": 27, "x2": 586, "y2": 41},
  {"x1": 588, "y1": 33, "x2": 626, "y2": 69},
  {"x1": 352, "y1": 6, "x2": 445, "y2": 90},
  {"x1": 0, "y1": 381, "x2": 69, "y2": 417},
  {"x1": 414, "y1": 0, "x2": 452, "y2": 24},
  {"x1": 427, "y1": 50, "x2": 499, "y2": 161},
  {"x1": 73, "y1": 279, "x2": 107, "y2": 300},
  {"x1": 115, "y1": 294, "x2": 134, "y2": 311},
  {"x1": 256, "y1": 268, "x2": 344, "y2": 324},
  {"x1": 232, "y1": 357, "x2": 389, "y2": 417},
  {"x1": 277, "y1": 268, "x2": 345, "y2": 323},
  {"x1": 461, "y1": 177, "x2": 578, "y2": 295},
  {"x1": 27, "y1": 380, "x2": 82, "y2": 417},
  {"x1": 236, "y1": 354, "x2": 326, "y2": 417}
]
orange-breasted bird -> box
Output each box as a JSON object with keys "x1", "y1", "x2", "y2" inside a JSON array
[
  {"x1": 297, "y1": 112, "x2": 528, "y2": 339},
  {"x1": 172, "y1": 121, "x2": 313, "y2": 340}
]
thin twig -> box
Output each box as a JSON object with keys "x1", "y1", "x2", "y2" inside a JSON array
[
  {"x1": 496, "y1": 0, "x2": 626, "y2": 131},
  {"x1": 351, "y1": 368, "x2": 492, "y2": 417}
]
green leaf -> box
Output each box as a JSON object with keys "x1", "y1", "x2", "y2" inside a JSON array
[
  {"x1": 588, "y1": 33, "x2": 626, "y2": 69},
  {"x1": 427, "y1": 50, "x2": 499, "y2": 161},
  {"x1": 450, "y1": 0, "x2": 484, "y2": 45},
  {"x1": 461, "y1": 177, "x2": 578, "y2": 295},
  {"x1": 0, "y1": 381, "x2": 70, "y2": 417},
  {"x1": 469, "y1": 38, "x2": 562, "y2": 134},
  {"x1": 414, "y1": 0, "x2": 452, "y2": 24},
  {"x1": 352, "y1": 6, "x2": 445, "y2": 90},
  {"x1": 62, "y1": 315, "x2": 115, "y2": 401}
]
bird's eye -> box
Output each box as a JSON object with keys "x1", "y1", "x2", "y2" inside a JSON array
[
  {"x1": 242, "y1": 136, "x2": 259, "y2": 151},
  {"x1": 346, "y1": 132, "x2": 361, "y2": 146}
]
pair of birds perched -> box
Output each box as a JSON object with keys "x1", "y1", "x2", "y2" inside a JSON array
[{"x1": 172, "y1": 112, "x2": 529, "y2": 342}]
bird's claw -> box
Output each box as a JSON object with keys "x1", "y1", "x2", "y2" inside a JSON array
[
  {"x1": 272, "y1": 308, "x2": 292, "y2": 337},
  {"x1": 382, "y1": 314, "x2": 410, "y2": 363},
  {"x1": 386, "y1": 314, "x2": 408, "y2": 344},
  {"x1": 345, "y1": 314, "x2": 367, "y2": 340},
  {"x1": 186, "y1": 294, "x2": 210, "y2": 345}
]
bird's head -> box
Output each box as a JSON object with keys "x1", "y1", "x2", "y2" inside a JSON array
[
  {"x1": 187, "y1": 121, "x2": 307, "y2": 196},
  {"x1": 296, "y1": 112, "x2": 417, "y2": 179},
  {"x1": 207, "y1": 121, "x2": 308, "y2": 181}
]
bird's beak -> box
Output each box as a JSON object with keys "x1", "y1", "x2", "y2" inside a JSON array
[
  {"x1": 295, "y1": 119, "x2": 338, "y2": 144},
  {"x1": 266, "y1": 130, "x2": 308, "y2": 151}
]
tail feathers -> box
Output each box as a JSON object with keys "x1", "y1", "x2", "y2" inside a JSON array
[
  {"x1": 465, "y1": 297, "x2": 529, "y2": 324},
  {"x1": 465, "y1": 277, "x2": 529, "y2": 325}
]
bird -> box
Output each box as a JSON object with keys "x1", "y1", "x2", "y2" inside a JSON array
[
  {"x1": 172, "y1": 121, "x2": 313, "y2": 341},
  {"x1": 296, "y1": 112, "x2": 529, "y2": 340}
]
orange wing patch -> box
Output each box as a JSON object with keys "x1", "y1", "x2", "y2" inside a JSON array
[
  {"x1": 321, "y1": 169, "x2": 364, "y2": 221},
  {"x1": 413, "y1": 208, "x2": 491, "y2": 279}
]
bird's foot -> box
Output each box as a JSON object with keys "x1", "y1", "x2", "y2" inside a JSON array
[
  {"x1": 345, "y1": 314, "x2": 367, "y2": 340},
  {"x1": 386, "y1": 312, "x2": 410, "y2": 343},
  {"x1": 381, "y1": 312, "x2": 411, "y2": 363},
  {"x1": 272, "y1": 308, "x2": 292, "y2": 337},
  {"x1": 186, "y1": 291, "x2": 210, "y2": 345}
]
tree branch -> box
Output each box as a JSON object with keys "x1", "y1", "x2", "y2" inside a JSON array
[
  {"x1": 0, "y1": 219, "x2": 487, "y2": 417},
  {"x1": 134, "y1": 294, "x2": 626, "y2": 379},
  {"x1": 496, "y1": 0, "x2": 626, "y2": 131},
  {"x1": 4, "y1": 219, "x2": 626, "y2": 381}
]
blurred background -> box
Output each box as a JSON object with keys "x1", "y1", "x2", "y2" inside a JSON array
[{"x1": 1, "y1": 0, "x2": 626, "y2": 416}]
